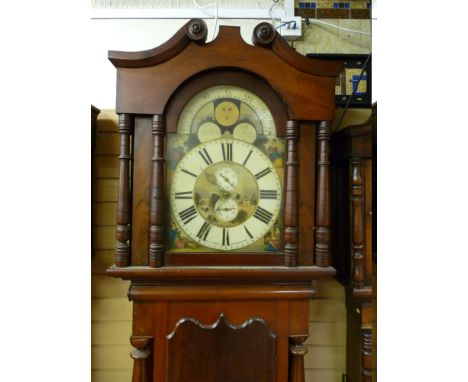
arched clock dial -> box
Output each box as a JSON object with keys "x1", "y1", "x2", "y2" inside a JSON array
[{"x1": 170, "y1": 138, "x2": 282, "y2": 251}]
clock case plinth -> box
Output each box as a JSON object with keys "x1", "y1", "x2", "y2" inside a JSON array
[{"x1": 107, "y1": 19, "x2": 342, "y2": 382}]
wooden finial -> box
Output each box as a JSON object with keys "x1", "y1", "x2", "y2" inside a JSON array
[
  {"x1": 252, "y1": 22, "x2": 276, "y2": 47},
  {"x1": 185, "y1": 19, "x2": 208, "y2": 43}
]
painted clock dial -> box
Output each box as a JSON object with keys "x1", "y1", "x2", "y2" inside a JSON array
[
  {"x1": 167, "y1": 85, "x2": 284, "y2": 253},
  {"x1": 170, "y1": 138, "x2": 282, "y2": 251}
]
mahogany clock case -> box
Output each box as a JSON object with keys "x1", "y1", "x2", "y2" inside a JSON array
[{"x1": 105, "y1": 19, "x2": 344, "y2": 382}]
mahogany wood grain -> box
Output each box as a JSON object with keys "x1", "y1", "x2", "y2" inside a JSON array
[
  {"x1": 131, "y1": 117, "x2": 152, "y2": 265},
  {"x1": 115, "y1": 113, "x2": 133, "y2": 267},
  {"x1": 148, "y1": 115, "x2": 165, "y2": 267},
  {"x1": 107, "y1": 265, "x2": 336, "y2": 285},
  {"x1": 107, "y1": 19, "x2": 343, "y2": 382},
  {"x1": 110, "y1": 25, "x2": 342, "y2": 121},
  {"x1": 315, "y1": 121, "x2": 332, "y2": 267},
  {"x1": 166, "y1": 314, "x2": 276, "y2": 382},
  {"x1": 298, "y1": 122, "x2": 317, "y2": 266},
  {"x1": 284, "y1": 120, "x2": 299, "y2": 266}
]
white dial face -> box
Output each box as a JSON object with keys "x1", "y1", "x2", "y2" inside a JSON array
[{"x1": 170, "y1": 138, "x2": 282, "y2": 251}]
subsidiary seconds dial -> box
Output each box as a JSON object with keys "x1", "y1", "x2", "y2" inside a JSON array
[{"x1": 170, "y1": 138, "x2": 282, "y2": 251}]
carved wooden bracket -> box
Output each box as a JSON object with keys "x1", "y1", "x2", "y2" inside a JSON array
[
  {"x1": 130, "y1": 336, "x2": 152, "y2": 382},
  {"x1": 289, "y1": 335, "x2": 308, "y2": 382}
]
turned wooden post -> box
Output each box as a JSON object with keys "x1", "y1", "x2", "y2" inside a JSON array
[
  {"x1": 284, "y1": 121, "x2": 299, "y2": 267},
  {"x1": 350, "y1": 157, "x2": 365, "y2": 288},
  {"x1": 115, "y1": 113, "x2": 133, "y2": 267},
  {"x1": 130, "y1": 336, "x2": 152, "y2": 382},
  {"x1": 289, "y1": 336, "x2": 308, "y2": 382},
  {"x1": 314, "y1": 121, "x2": 332, "y2": 267},
  {"x1": 361, "y1": 326, "x2": 373, "y2": 382},
  {"x1": 149, "y1": 115, "x2": 166, "y2": 268}
]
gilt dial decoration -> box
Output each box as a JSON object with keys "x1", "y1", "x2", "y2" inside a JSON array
[
  {"x1": 167, "y1": 85, "x2": 284, "y2": 253},
  {"x1": 170, "y1": 138, "x2": 281, "y2": 251}
]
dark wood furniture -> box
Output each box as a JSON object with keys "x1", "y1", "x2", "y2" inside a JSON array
[
  {"x1": 331, "y1": 104, "x2": 376, "y2": 382},
  {"x1": 107, "y1": 19, "x2": 343, "y2": 382}
]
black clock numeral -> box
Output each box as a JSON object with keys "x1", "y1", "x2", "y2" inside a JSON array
[
  {"x1": 255, "y1": 167, "x2": 272, "y2": 180},
  {"x1": 253, "y1": 206, "x2": 273, "y2": 225},
  {"x1": 181, "y1": 168, "x2": 198, "y2": 178},
  {"x1": 198, "y1": 148, "x2": 213, "y2": 166},
  {"x1": 242, "y1": 149, "x2": 253, "y2": 166},
  {"x1": 222, "y1": 228, "x2": 230, "y2": 246},
  {"x1": 174, "y1": 191, "x2": 193, "y2": 199},
  {"x1": 221, "y1": 142, "x2": 233, "y2": 161},
  {"x1": 260, "y1": 190, "x2": 278, "y2": 199},
  {"x1": 244, "y1": 225, "x2": 253, "y2": 239},
  {"x1": 196, "y1": 221, "x2": 211, "y2": 241},
  {"x1": 178, "y1": 205, "x2": 198, "y2": 225}
]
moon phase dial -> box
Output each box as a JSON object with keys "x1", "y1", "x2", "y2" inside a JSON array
[{"x1": 170, "y1": 138, "x2": 282, "y2": 251}]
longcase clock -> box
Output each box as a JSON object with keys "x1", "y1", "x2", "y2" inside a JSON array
[{"x1": 107, "y1": 19, "x2": 343, "y2": 382}]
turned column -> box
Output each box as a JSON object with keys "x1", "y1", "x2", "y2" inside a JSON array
[
  {"x1": 361, "y1": 326, "x2": 373, "y2": 382},
  {"x1": 130, "y1": 336, "x2": 152, "y2": 382},
  {"x1": 315, "y1": 121, "x2": 332, "y2": 267},
  {"x1": 284, "y1": 121, "x2": 299, "y2": 267},
  {"x1": 289, "y1": 336, "x2": 308, "y2": 382},
  {"x1": 350, "y1": 157, "x2": 365, "y2": 288},
  {"x1": 149, "y1": 115, "x2": 165, "y2": 267},
  {"x1": 115, "y1": 113, "x2": 133, "y2": 267}
]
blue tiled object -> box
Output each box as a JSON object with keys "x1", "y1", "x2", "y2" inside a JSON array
[
  {"x1": 299, "y1": 2, "x2": 305, "y2": 9},
  {"x1": 311, "y1": 2, "x2": 316, "y2": 8},
  {"x1": 344, "y1": 3, "x2": 350, "y2": 9},
  {"x1": 367, "y1": 2, "x2": 372, "y2": 8},
  {"x1": 333, "y1": 2, "x2": 340, "y2": 8}
]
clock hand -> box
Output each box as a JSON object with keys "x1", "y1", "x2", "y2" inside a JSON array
[{"x1": 220, "y1": 174, "x2": 235, "y2": 187}]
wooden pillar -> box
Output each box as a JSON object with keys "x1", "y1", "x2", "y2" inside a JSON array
[
  {"x1": 130, "y1": 336, "x2": 152, "y2": 382},
  {"x1": 284, "y1": 121, "x2": 299, "y2": 267},
  {"x1": 115, "y1": 113, "x2": 133, "y2": 267},
  {"x1": 350, "y1": 157, "x2": 365, "y2": 288},
  {"x1": 315, "y1": 121, "x2": 332, "y2": 267},
  {"x1": 289, "y1": 335, "x2": 308, "y2": 382},
  {"x1": 149, "y1": 115, "x2": 165, "y2": 268}
]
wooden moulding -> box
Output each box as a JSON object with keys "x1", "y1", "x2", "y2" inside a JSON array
[
  {"x1": 148, "y1": 115, "x2": 165, "y2": 268},
  {"x1": 314, "y1": 121, "x2": 332, "y2": 267},
  {"x1": 107, "y1": 265, "x2": 335, "y2": 285},
  {"x1": 128, "y1": 285, "x2": 315, "y2": 301},
  {"x1": 115, "y1": 113, "x2": 133, "y2": 267}
]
